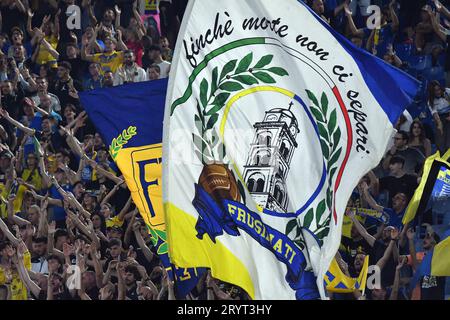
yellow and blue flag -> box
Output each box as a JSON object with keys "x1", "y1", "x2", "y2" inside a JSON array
[
  {"x1": 430, "y1": 229, "x2": 450, "y2": 276},
  {"x1": 80, "y1": 79, "x2": 205, "y2": 298},
  {"x1": 403, "y1": 149, "x2": 450, "y2": 226},
  {"x1": 324, "y1": 255, "x2": 370, "y2": 294}
]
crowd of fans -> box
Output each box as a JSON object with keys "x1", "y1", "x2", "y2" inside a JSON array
[
  {"x1": 0, "y1": 0, "x2": 448, "y2": 301},
  {"x1": 305, "y1": 0, "x2": 450, "y2": 300}
]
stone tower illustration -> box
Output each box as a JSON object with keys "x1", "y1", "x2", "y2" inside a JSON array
[{"x1": 243, "y1": 102, "x2": 299, "y2": 213}]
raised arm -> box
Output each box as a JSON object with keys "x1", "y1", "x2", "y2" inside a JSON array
[
  {"x1": 0, "y1": 109, "x2": 35, "y2": 136},
  {"x1": 89, "y1": 244, "x2": 104, "y2": 289},
  {"x1": 407, "y1": 228, "x2": 418, "y2": 270},
  {"x1": 389, "y1": 1, "x2": 399, "y2": 32},
  {"x1": 123, "y1": 208, "x2": 137, "y2": 247},
  {"x1": 54, "y1": 9, "x2": 60, "y2": 39},
  {"x1": 347, "y1": 209, "x2": 376, "y2": 247},
  {"x1": 376, "y1": 237, "x2": 395, "y2": 270},
  {"x1": 116, "y1": 263, "x2": 126, "y2": 300},
  {"x1": 36, "y1": 199, "x2": 48, "y2": 238},
  {"x1": 132, "y1": 221, "x2": 154, "y2": 262},
  {"x1": 430, "y1": 9, "x2": 447, "y2": 42},
  {"x1": 360, "y1": 181, "x2": 384, "y2": 212},
  {"x1": 389, "y1": 256, "x2": 406, "y2": 300},
  {"x1": 26, "y1": 9, "x2": 34, "y2": 37},
  {"x1": 116, "y1": 29, "x2": 128, "y2": 51},
  {"x1": 435, "y1": 0, "x2": 450, "y2": 19},
  {"x1": 100, "y1": 180, "x2": 123, "y2": 206},
  {"x1": 13, "y1": 0, "x2": 26, "y2": 13},
  {"x1": 16, "y1": 243, "x2": 42, "y2": 298},
  {"x1": 0, "y1": 216, "x2": 21, "y2": 246},
  {"x1": 344, "y1": 3, "x2": 365, "y2": 37}
]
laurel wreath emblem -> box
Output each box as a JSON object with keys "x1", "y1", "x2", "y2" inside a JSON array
[
  {"x1": 109, "y1": 126, "x2": 137, "y2": 160},
  {"x1": 286, "y1": 90, "x2": 342, "y2": 247},
  {"x1": 191, "y1": 53, "x2": 289, "y2": 201}
]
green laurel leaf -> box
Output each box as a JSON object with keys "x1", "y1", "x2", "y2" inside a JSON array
[
  {"x1": 266, "y1": 67, "x2": 289, "y2": 76},
  {"x1": 219, "y1": 59, "x2": 238, "y2": 81},
  {"x1": 212, "y1": 92, "x2": 231, "y2": 106},
  {"x1": 321, "y1": 92, "x2": 329, "y2": 116},
  {"x1": 306, "y1": 90, "x2": 319, "y2": 108},
  {"x1": 206, "y1": 113, "x2": 219, "y2": 130},
  {"x1": 205, "y1": 104, "x2": 224, "y2": 116},
  {"x1": 332, "y1": 128, "x2": 341, "y2": 153},
  {"x1": 195, "y1": 99, "x2": 204, "y2": 123},
  {"x1": 320, "y1": 138, "x2": 330, "y2": 159},
  {"x1": 219, "y1": 81, "x2": 244, "y2": 92},
  {"x1": 310, "y1": 107, "x2": 324, "y2": 123},
  {"x1": 148, "y1": 227, "x2": 158, "y2": 246},
  {"x1": 157, "y1": 242, "x2": 168, "y2": 255},
  {"x1": 253, "y1": 72, "x2": 276, "y2": 84},
  {"x1": 302, "y1": 208, "x2": 314, "y2": 229},
  {"x1": 155, "y1": 230, "x2": 167, "y2": 242},
  {"x1": 315, "y1": 199, "x2": 326, "y2": 225},
  {"x1": 326, "y1": 189, "x2": 332, "y2": 210},
  {"x1": 254, "y1": 54, "x2": 273, "y2": 69},
  {"x1": 329, "y1": 147, "x2": 342, "y2": 168},
  {"x1": 128, "y1": 126, "x2": 136, "y2": 135},
  {"x1": 200, "y1": 78, "x2": 208, "y2": 107},
  {"x1": 233, "y1": 75, "x2": 258, "y2": 85},
  {"x1": 210, "y1": 67, "x2": 218, "y2": 97},
  {"x1": 236, "y1": 52, "x2": 253, "y2": 74},
  {"x1": 122, "y1": 129, "x2": 130, "y2": 140},
  {"x1": 327, "y1": 109, "x2": 337, "y2": 134},
  {"x1": 286, "y1": 219, "x2": 297, "y2": 235},
  {"x1": 317, "y1": 123, "x2": 329, "y2": 142},
  {"x1": 316, "y1": 227, "x2": 330, "y2": 240},
  {"x1": 329, "y1": 167, "x2": 338, "y2": 180}
]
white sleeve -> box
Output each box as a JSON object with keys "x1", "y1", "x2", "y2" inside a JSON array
[
  {"x1": 138, "y1": 68, "x2": 148, "y2": 82},
  {"x1": 428, "y1": 102, "x2": 437, "y2": 115}
]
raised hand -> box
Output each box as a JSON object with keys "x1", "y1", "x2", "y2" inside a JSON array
[
  {"x1": 48, "y1": 221, "x2": 56, "y2": 234},
  {"x1": 114, "y1": 5, "x2": 121, "y2": 15},
  {"x1": 27, "y1": 8, "x2": 34, "y2": 18},
  {"x1": 390, "y1": 227, "x2": 399, "y2": 240},
  {"x1": 406, "y1": 228, "x2": 415, "y2": 240},
  {"x1": 63, "y1": 242, "x2": 74, "y2": 257},
  {"x1": 396, "y1": 256, "x2": 407, "y2": 271},
  {"x1": 42, "y1": 14, "x2": 51, "y2": 25}
]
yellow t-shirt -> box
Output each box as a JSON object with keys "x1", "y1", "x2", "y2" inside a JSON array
[
  {"x1": 0, "y1": 251, "x2": 31, "y2": 300},
  {"x1": 106, "y1": 215, "x2": 124, "y2": 228},
  {"x1": 92, "y1": 51, "x2": 124, "y2": 74},
  {"x1": 36, "y1": 35, "x2": 59, "y2": 67},
  {"x1": 13, "y1": 169, "x2": 42, "y2": 213},
  {"x1": 0, "y1": 183, "x2": 7, "y2": 219}
]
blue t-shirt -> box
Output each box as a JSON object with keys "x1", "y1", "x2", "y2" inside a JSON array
[
  {"x1": 383, "y1": 207, "x2": 405, "y2": 230},
  {"x1": 364, "y1": 24, "x2": 394, "y2": 58},
  {"x1": 49, "y1": 184, "x2": 72, "y2": 221},
  {"x1": 20, "y1": 114, "x2": 43, "y2": 157}
]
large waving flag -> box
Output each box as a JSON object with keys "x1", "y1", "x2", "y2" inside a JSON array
[
  {"x1": 79, "y1": 80, "x2": 204, "y2": 298},
  {"x1": 163, "y1": 0, "x2": 419, "y2": 299}
]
